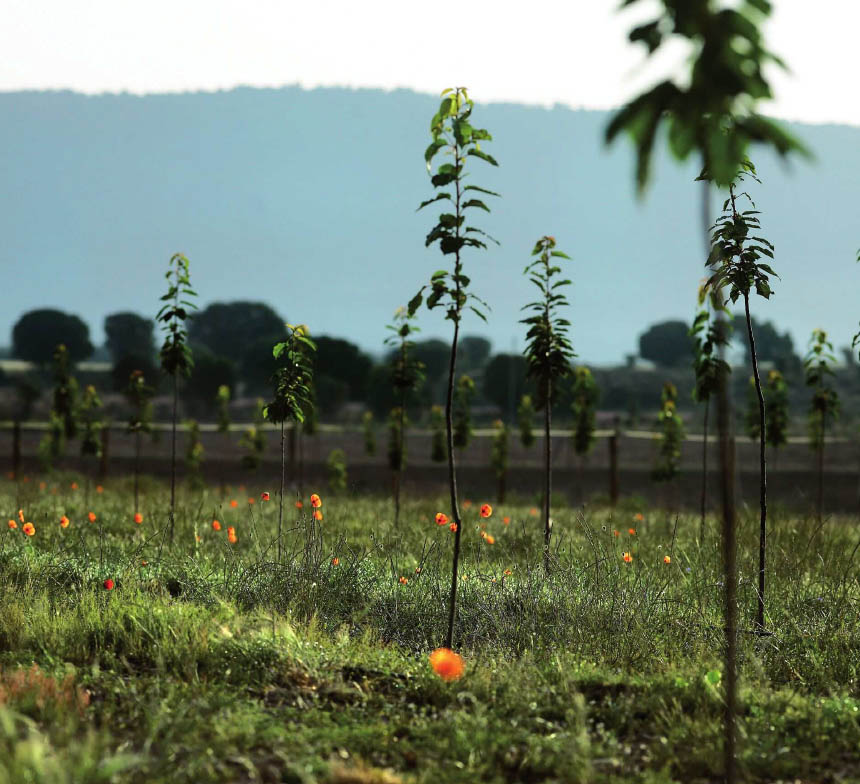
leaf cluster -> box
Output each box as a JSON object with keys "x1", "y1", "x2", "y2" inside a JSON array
[
  {"x1": 704, "y1": 164, "x2": 777, "y2": 305},
  {"x1": 78, "y1": 384, "x2": 103, "y2": 458},
  {"x1": 653, "y1": 382, "x2": 685, "y2": 482},
  {"x1": 517, "y1": 394, "x2": 536, "y2": 448},
  {"x1": 157, "y1": 253, "x2": 197, "y2": 378},
  {"x1": 804, "y1": 329, "x2": 839, "y2": 448},
  {"x1": 410, "y1": 87, "x2": 499, "y2": 325},
  {"x1": 689, "y1": 292, "x2": 732, "y2": 403},
  {"x1": 489, "y1": 419, "x2": 509, "y2": 479},
  {"x1": 571, "y1": 366, "x2": 599, "y2": 457},
  {"x1": 387, "y1": 407, "x2": 408, "y2": 472},
  {"x1": 453, "y1": 375, "x2": 475, "y2": 450},
  {"x1": 263, "y1": 324, "x2": 316, "y2": 426},
  {"x1": 606, "y1": 0, "x2": 808, "y2": 191},
  {"x1": 51, "y1": 343, "x2": 79, "y2": 440},
  {"x1": 521, "y1": 236, "x2": 575, "y2": 409},
  {"x1": 385, "y1": 307, "x2": 426, "y2": 395}
]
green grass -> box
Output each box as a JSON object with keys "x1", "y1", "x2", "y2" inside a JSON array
[{"x1": 1, "y1": 473, "x2": 859, "y2": 783}]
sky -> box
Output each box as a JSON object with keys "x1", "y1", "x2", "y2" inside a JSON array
[{"x1": 3, "y1": 0, "x2": 859, "y2": 127}]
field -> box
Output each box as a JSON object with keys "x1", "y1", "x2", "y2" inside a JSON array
[{"x1": 2, "y1": 475, "x2": 859, "y2": 783}]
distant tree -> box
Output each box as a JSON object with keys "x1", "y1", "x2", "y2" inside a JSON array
[
  {"x1": 735, "y1": 315, "x2": 800, "y2": 376},
  {"x1": 483, "y1": 354, "x2": 532, "y2": 418},
  {"x1": 13, "y1": 309, "x2": 93, "y2": 365},
  {"x1": 189, "y1": 301, "x2": 285, "y2": 364},
  {"x1": 638, "y1": 320, "x2": 693, "y2": 367},
  {"x1": 458, "y1": 336, "x2": 492, "y2": 371},
  {"x1": 104, "y1": 312, "x2": 155, "y2": 363}
]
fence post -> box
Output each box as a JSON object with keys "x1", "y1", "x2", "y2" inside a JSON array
[
  {"x1": 12, "y1": 421, "x2": 21, "y2": 479},
  {"x1": 609, "y1": 416, "x2": 620, "y2": 507}
]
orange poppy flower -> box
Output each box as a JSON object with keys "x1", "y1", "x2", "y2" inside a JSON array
[
  {"x1": 429, "y1": 647, "x2": 465, "y2": 682},
  {"x1": 663, "y1": 555, "x2": 671, "y2": 564},
  {"x1": 502, "y1": 516, "x2": 511, "y2": 525},
  {"x1": 399, "y1": 576, "x2": 408, "y2": 585},
  {"x1": 96, "y1": 485, "x2": 104, "y2": 494},
  {"x1": 88, "y1": 512, "x2": 97, "y2": 523},
  {"x1": 622, "y1": 552, "x2": 633, "y2": 563},
  {"x1": 134, "y1": 513, "x2": 143, "y2": 524},
  {"x1": 212, "y1": 520, "x2": 222, "y2": 531},
  {"x1": 228, "y1": 532, "x2": 238, "y2": 544},
  {"x1": 504, "y1": 568, "x2": 512, "y2": 576},
  {"x1": 331, "y1": 557, "x2": 340, "y2": 566},
  {"x1": 529, "y1": 507, "x2": 538, "y2": 516},
  {"x1": 247, "y1": 497, "x2": 255, "y2": 505},
  {"x1": 480, "y1": 503, "x2": 492, "y2": 518},
  {"x1": 462, "y1": 499, "x2": 472, "y2": 509},
  {"x1": 313, "y1": 509, "x2": 323, "y2": 521},
  {"x1": 449, "y1": 522, "x2": 458, "y2": 533},
  {"x1": 261, "y1": 492, "x2": 270, "y2": 501},
  {"x1": 633, "y1": 512, "x2": 644, "y2": 522},
  {"x1": 295, "y1": 500, "x2": 303, "y2": 509},
  {"x1": 613, "y1": 530, "x2": 620, "y2": 537},
  {"x1": 103, "y1": 578, "x2": 114, "y2": 590},
  {"x1": 18, "y1": 509, "x2": 25, "y2": 523},
  {"x1": 310, "y1": 493, "x2": 322, "y2": 508},
  {"x1": 23, "y1": 522, "x2": 35, "y2": 536},
  {"x1": 70, "y1": 482, "x2": 78, "y2": 490},
  {"x1": 230, "y1": 500, "x2": 238, "y2": 508},
  {"x1": 227, "y1": 526, "x2": 235, "y2": 535},
  {"x1": 628, "y1": 528, "x2": 636, "y2": 536},
  {"x1": 8, "y1": 519, "x2": 18, "y2": 529},
  {"x1": 484, "y1": 534, "x2": 495, "y2": 545},
  {"x1": 195, "y1": 535, "x2": 202, "y2": 543},
  {"x1": 435, "y1": 512, "x2": 449, "y2": 526},
  {"x1": 60, "y1": 515, "x2": 70, "y2": 529}
]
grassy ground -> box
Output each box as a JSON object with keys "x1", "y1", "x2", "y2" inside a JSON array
[{"x1": 1, "y1": 473, "x2": 859, "y2": 783}]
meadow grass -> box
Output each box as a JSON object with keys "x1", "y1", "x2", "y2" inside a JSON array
[{"x1": 1, "y1": 474, "x2": 859, "y2": 783}]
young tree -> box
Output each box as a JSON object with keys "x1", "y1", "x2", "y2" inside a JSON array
[
  {"x1": 263, "y1": 324, "x2": 316, "y2": 563},
  {"x1": 804, "y1": 329, "x2": 839, "y2": 524},
  {"x1": 408, "y1": 87, "x2": 499, "y2": 650},
  {"x1": 607, "y1": 2, "x2": 808, "y2": 775},
  {"x1": 521, "y1": 236, "x2": 575, "y2": 572},
  {"x1": 517, "y1": 394, "x2": 536, "y2": 448},
  {"x1": 489, "y1": 419, "x2": 509, "y2": 504},
  {"x1": 239, "y1": 399, "x2": 267, "y2": 471},
  {"x1": 39, "y1": 344, "x2": 79, "y2": 470},
  {"x1": 157, "y1": 253, "x2": 197, "y2": 544},
  {"x1": 327, "y1": 448, "x2": 347, "y2": 494},
  {"x1": 571, "y1": 366, "x2": 599, "y2": 502},
  {"x1": 385, "y1": 307, "x2": 425, "y2": 525},
  {"x1": 652, "y1": 382, "x2": 685, "y2": 485},
  {"x1": 690, "y1": 293, "x2": 731, "y2": 536},
  {"x1": 704, "y1": 161, "x2": 777, "y2": 632},
  {"x1": 78, "y1": 384, "x2": 103, "y2": 505},
  {"x1": 184, "y1": 419, "x2": 205, "y2": 491},
  {"x1": 452, "y1": 375, "x2": 475, "y2": 452},
  {"x1": 764, "y1": 370, "x2": 790, "y2": 459},
  {"x1": 125, "y1": 369, "x2": 154, "y2": 515}
]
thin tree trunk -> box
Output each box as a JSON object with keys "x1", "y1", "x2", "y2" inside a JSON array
[
  {"x1": 744, "y1": 292, "x2": 767, "y2": 632},
  {"x1": 817, "y1": 417, "x2": 825, "y2": 523},
  {"x1": 395, "y1": 395, "x2": 405, "y2": 526},
  {"x1": 543, "y1": 378, "x2": 552, "y2": 574},
  {"x1": 700, "y1": 397, "x2": 709, "y2": 542},
  {"x1": 444, "y1": 319, "x2": 463, "y2": 650},
  {"x1": 169, "y1": 374, "x2": 177, "y2": 544},
  {"x1": 278, "y1": 420, "x2": 285, "y2": 564}
]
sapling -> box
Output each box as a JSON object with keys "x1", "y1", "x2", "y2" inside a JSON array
[
  {"x1": 263, "y1": 323, "x2": 316, "y2": 563},
  {"x1": 125, "y1": 370, "x2": 153, "y2": 515},
  {"x1": 327, "y1": 449, "x2": 347, "y2": 494},
  {"x1": 608, "y1": 1, "x2": 807, "y2": 775},
  {"x1": 452, "y1": 375, "x2": 475, "y2": 452},
  {"x1": 184, "y1": 419, "x2": 205, "y2": 491},
  {"x1": 690, "y1": 293, "x2": 731, "y2": 535},
  {"x1": 517, "y1": 394, "x2": 536, "y2": 449},
  {"x1": 78, "y1": 384, "x2": 103, "y2": 506},
  {"x1": 704, "y1": 160, "x2": 777, "y2": 632},
  {"x1": 804, "y1": 329, "x2": 839, "y2": 523},
  {"x1": 239, "y1": 399, "x2": 267, "y2": 471},
  {"x1": 157, "y1": 253, "x2": 197, "y2": 544},
  {"x1": 385, "y1": 306, "x2": 425, "y2": 525},
  {"x1": 489, "y1": 419, "x2": 509, "y2": 504},
  {"x1": 521, "y1": 236, "x2": 575, "y2": 572},
  {"x1": 215, "y1": 384, "x2": 231, "y2": 496},
  {"x1": 408, "y1": 86, "x2": 499, "y2": 650},
  {"x1": 571, "y1": 366, "x2": 599, "y2": 502},
  {"x1": 39, "y1": 344, "x2": 79, "y2": 471},
  {"x1": 652, "y1": 382, "x2": 685, "y2": 486}
]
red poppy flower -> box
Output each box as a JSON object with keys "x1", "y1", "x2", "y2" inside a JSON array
[
  {"x1": 435, "y1": 512, "x2": 449, "y2": 526},
  {"x1": 429, "y1": 647, "x2": 465, "y2": 682},
  {"x1": 480, "y1": 503, "x2": 492, "y2": 518},
  {"x1": 261, "y1": 492, "x2": 270, "y2": 501},
  {"x1": 133, "y1": 513, "x2": 143, "y2": 524},
  {"x1": 103, "y1": 578, "x2": 114, "y2": 590}
]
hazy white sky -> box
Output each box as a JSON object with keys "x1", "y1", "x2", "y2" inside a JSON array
[{"x1": 3, "y1": 0, "x2": 857, "y2": 125}]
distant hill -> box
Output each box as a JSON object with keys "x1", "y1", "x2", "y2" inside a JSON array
[{"x1": 2, "y1": 86, "x2": 859, "y2": 364}]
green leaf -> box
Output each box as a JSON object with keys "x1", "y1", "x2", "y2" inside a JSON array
[{"x1": 466, "y1": 149, "x2": 498, "y2": 166}]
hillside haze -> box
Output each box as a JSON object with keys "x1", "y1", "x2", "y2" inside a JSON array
[{"x1": 2, "y1": 86, "x2": 859, "y2": 364}]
